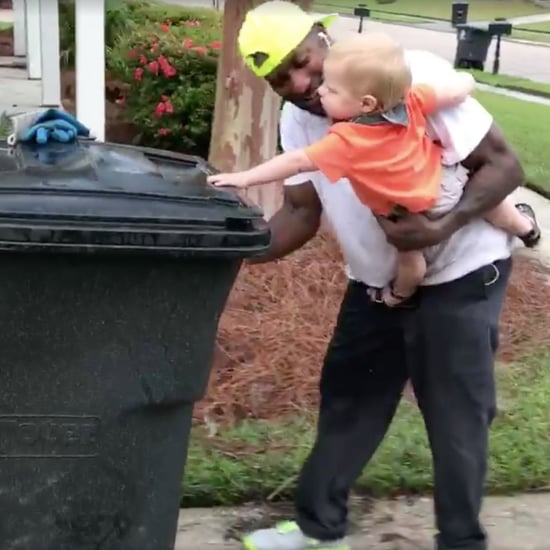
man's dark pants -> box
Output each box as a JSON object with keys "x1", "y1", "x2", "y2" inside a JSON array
[{"x1": 295, "y1": 259, "x2": 511, "y2": 550}]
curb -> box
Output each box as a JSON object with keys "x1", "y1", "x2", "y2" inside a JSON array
[{"x1": 474, "y1": 82, "x2": 550, "y2": 100}]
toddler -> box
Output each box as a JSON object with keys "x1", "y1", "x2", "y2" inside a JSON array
[{"x1": 208, "y1": 33, "x2": 540, "y2": 306}]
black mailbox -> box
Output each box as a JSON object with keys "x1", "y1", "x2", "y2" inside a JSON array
[
  {"x1": 354, "y1": 4, "x2": 371, "y2": 33},
  {"x1": 354, "y1": 4, "x2": 371, "y2": 17},
  {"x1": 488, "y1": 21, "x2": 512, "y2": 35}
]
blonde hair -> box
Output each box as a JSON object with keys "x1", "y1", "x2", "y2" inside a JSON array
[{"x1": 325, "y1": 33, "x2": 411, "y2": 111}]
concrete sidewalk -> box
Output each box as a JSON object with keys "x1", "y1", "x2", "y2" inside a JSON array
[
  {"x1": 174, "y1": 494, "x2": 550, "y2": 549},
  {"x1": 0, "y1": 67, "x2": 42, "y2": 116}
]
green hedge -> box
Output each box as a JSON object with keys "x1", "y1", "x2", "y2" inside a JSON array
[
  {"x1": 108, "y1": 10, "x2": 221, "y2": 155},
  {"x1": 59, "y1": 0, "x2": 221, "y2": 68},
  {"x1": 59, "y1": 0, "x2": 133, "y2": 67},
  {"x1": 115, "y1": 2, "x2": 220, "y2": 155},
  {"x1": 59, "y1": 0, "x2": 222, "y2": 155}
]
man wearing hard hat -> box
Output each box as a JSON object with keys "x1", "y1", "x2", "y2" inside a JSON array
[{"x1": 235, "y1": 3, "x2": 522, "y2": 550}]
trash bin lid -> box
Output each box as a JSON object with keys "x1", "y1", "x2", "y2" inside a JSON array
[{"x1": 0, "y1": 141, "x2": 270, "y2": 258}]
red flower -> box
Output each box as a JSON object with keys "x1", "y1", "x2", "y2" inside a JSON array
[
  {"x1": 126, "y1": 49, "x2": 138, "y2": 60},
  {"x1": 190, "y1": 46, "x2": 207, "y2": 56},
  {"x1": 134, "y1": 67, "x2": 144, "y2": 81},
  {"x1": 115, "y1": 96, "x2": 126, "y2": 105},
  {"x1": 150, "y1": 42, "x2": 159, "y2": 53},
  {"x1": 155, "y1": 95, "x2": 174, "y2": 118},
  {"x1": 160, "y1": 23, "x2": 170, "y2": 33},
  {"x1": 158, "y1": 55, "x2": 177, "y2": 78},
  {"x1": 155, "y1": 102, "x2": 166, "y2": 118},
  {"x1": 158, "y1": 128, "x2": 171, "y2": 137},
  {"x1": 147, "y1": 60, "x2": 160, "y2": 75},
  {"x1": 139, "y1": 54, "x2": 147, "y2": 65},
  {"x1": 209, "y1": 41, "x2": 222, "y2": 50},
  {"x1": 182, "y1": 38, "x2": 195, "y2": 49},
  {"x1": 184, "y1": 20, "x2": 201, "y2": 28}
]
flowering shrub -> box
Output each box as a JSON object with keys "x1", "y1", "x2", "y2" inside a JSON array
[{"x1": 109, "y1": 15, "x2": 222, "y2": 156}]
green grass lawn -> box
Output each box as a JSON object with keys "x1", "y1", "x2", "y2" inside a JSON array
[
  {"x1": 473, "y1": 89, "x2": 550, "y2": 191},
  {"x1": 512, "y1": 20, "x2": 550, "y2": 43},
  {"x1": 512, "y1": 29, "x2": 550, "y2": 43},
  {"x1": 314, "y1": 0, "x2": 550, "y2": 21},
  {"x1": 183, "y1": 350, "x2": 550, "y2": 505},
  {"x1": 467, "y1": 70, "x2": 550, "y2": 97},
  {"x1": 517, "y1": 20, "x2": 550, "y2": 32}
]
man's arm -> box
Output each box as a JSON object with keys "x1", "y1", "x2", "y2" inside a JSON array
[
  {"x1": 246, "y1": 102, "x2": 324, "y2": 263},
  {"x1": 249, "y1": 180, "x2": 322, "y2": 264},
  {"x1": 377, "y1": 123, "x2": 524, "y2": 251},
  {"x1": 414, "y1": 72, "x2": 475, "y2": 117},
  {"x1": 449, "y1": 123, "x2": 524, "y2": 225},
  {"x1": 432, "y1": 71, "x2": 476, "y2": 110}
]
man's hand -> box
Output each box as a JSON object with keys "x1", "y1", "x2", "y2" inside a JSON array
[
  {"x1": 376, "y1": 211, "x2": 454, "y2": 251},
  {"x1": 207, "y1": 171, "x2": 251, "y2": 188},
  {"x1": 377, "y1": 123, "x2": 524, "y2": 251}
]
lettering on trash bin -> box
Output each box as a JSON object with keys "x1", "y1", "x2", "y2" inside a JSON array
[
  {"x1": 0, "y1": 415, "x2": 100, "y2": 458},
  {"x1": 28, "y1": 228, "x2": 209, "y2": 249}
]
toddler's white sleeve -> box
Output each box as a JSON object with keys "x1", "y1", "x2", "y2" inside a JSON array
[{"x1": 407, "y1": 50, "x2": 493, "y2": 165}]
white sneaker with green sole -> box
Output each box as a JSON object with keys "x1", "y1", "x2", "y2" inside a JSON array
[{"x1": 242, "y1": 520, "x2": 349, "y2": 550}]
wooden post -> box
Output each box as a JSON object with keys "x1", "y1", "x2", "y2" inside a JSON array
[
  {"x1": 209, "y1": 0, "x2": 280, "y2": 220},
  {"x1": 209, "y1": 1, "x2": 313, "y2": 220}
]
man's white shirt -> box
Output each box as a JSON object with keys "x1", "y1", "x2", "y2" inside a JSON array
[{"x1": 279, "y1": 49, "x2": 513, "y2": 287}]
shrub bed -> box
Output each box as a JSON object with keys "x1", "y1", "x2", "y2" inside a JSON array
[
  {"x1": 59, "y1": 0, "x2": 222, "y2": 155},
  {"x1": 108, "y1": 14, "x2": 221, "y2": 155}
]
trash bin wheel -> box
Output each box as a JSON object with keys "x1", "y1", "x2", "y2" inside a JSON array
[{"x1": 456, "y1": 59, "x2": 484, "y2": 71}]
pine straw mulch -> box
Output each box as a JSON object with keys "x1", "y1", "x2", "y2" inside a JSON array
[{"x1": 194, "y1": 232, "x2": 550, "y2": 425}]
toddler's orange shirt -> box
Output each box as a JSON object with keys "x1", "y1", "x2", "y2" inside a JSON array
[{"x1": 304, "y1": 84, "x2": 443, "y2": 216}]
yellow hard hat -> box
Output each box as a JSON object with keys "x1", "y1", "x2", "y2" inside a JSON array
[{"x1": 238, "y1": 1, "x2": 338, "y2": 78}]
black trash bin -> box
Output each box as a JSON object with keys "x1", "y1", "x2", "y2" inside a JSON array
[
  {"x1": 0, "y1": 140, "x2": 270, "y2": 549},
  {"x1": 454, "y1": 21, "x2": 512, "y2": 71},
  {"x1": 454, "y1": 23, "x2": 493, "y2": 70}
]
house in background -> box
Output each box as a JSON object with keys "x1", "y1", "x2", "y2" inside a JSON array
[{"x1": 5, "y1": 0, "x2": 106, "y2": 140}]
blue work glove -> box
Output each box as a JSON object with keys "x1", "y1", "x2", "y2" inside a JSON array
[
  {"x1": 19, "y1": 109, "x2": 90, "y2": 144},
  {"x1": 21, "y1": 119, "x2": 76, "y2": 144}
]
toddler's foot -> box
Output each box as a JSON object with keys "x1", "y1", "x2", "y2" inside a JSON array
[
  {"x1": 381, "y1": 283, "x2": 414, "y2": 308},
  {"x1": 516, "y1": 203, "x2": 541, "y2": 248}
]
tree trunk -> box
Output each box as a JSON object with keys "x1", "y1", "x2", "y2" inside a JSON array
[{"x1": 209, "y1": 0, "x2": 313, "y2": 220}]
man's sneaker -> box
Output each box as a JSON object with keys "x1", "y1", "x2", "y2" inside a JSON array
[{"x1": 242, "y1": 520, "x2": 349, "y2": 550}]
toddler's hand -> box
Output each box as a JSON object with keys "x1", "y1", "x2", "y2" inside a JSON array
[{"x1": 207, "y1": 172, "x2": 251, "y2": 188}]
